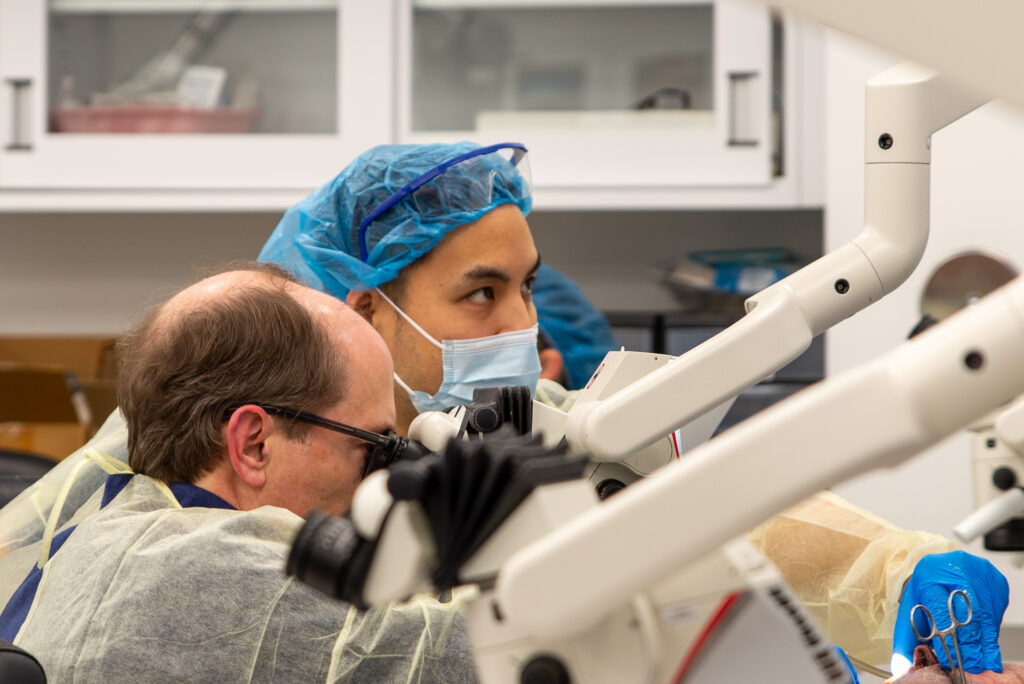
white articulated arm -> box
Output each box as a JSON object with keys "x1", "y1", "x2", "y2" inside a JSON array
[
  {"x1": 954, "y1": 489, "x2": 1024, "y2": 546},
  {"x1": 497, "y1": 277, "x2": 1024, "y2": 640},
  {"x1": 566, "y1": 64, "x2": 988, "y2": 462}
]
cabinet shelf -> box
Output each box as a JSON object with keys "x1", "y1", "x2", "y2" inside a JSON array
[{"x1": 0, "y1": 180, "x2": 820, "y2": 212}]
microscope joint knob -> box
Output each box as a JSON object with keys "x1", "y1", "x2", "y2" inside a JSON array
[
  {"x1": 992, "y1": 466, "x2": 1017, "y2": 491},
  {"x1": 521, "y1": 655, "x2": 571, "y2": 684}
]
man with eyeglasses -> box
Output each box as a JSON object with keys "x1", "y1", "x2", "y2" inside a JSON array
[{"x1": 0, "y1": 265, "x2": 477, "y2": 683}]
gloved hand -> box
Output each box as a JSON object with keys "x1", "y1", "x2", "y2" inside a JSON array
[{"x1": 892, "y1": 551, "x2": 1008, "y2": 676}]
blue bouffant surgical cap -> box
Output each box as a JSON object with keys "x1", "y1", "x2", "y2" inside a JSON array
[{"x1": 258, "y1": 142, "x2": 532, "y2": 298}]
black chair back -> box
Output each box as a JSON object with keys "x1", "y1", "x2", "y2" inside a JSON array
[
  {"x1": 0, "y1": 449, "x2": 55, "y2": 508},
  {"x1": 0, "y1": 639, "x2": 46, "y2": 683}
]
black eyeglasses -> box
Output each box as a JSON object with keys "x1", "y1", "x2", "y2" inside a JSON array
[{"x1": 222, "y1": 403, "x2": 414, "y2": 478}]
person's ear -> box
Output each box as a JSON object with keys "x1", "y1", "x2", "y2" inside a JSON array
[
  {"x1": 539, "y1": 347, "x2": 565, "y2": 384},
  {"x1": 346, "y1": 290, "x2": 375, "y2": 322},
  {"x1": 347, "y1": 289, "x2": 398, "y2": 342},
  {"x1": 224, "y1": 405, "x2": 272, "y2": 489}
]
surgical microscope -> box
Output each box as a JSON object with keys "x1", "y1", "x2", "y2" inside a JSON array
[
  {"x1": 283, "y1": 5, "x2": 1024, "y2": 681},
  {"x1": 288, "y1": 278, "x2": 1024, "y2": 684},
  {"x1": 440, "y1": 61, "x2": 985, "y2": 498},
  {"x1": 408, "y1": 61, "x2": 987, "y2": 501}
]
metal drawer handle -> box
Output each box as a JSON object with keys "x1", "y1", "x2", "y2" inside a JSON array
[
  {"x1": 728, "y1": 71, "x2": 759, "y2": 147},
  {"x1": 7, "y1": 77, "x2": 33, "y2": 151}
]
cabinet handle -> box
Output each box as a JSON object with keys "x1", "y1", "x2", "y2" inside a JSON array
[
  {"x1": 6, "y1": 78, "x2": 33, "y2": 151},
  {"x1": 728, "y1": 71, "x2": 759, "y2": 147}
]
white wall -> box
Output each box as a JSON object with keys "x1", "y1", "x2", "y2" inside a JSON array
[
  {"x1": 529, "y1": 208, "x2": 822, "y2": 312},
  {"x1": 822, "y1": 30, "x2": 1024, "y2": 624},
  {"x1": 0, "y1": 208, "x2": 821, "y2": 334},
  {"x1": 0, "y1": 212, "x2": 281, "y2": 335}
]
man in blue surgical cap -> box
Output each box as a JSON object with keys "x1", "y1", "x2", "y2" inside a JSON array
[
  {"x1": 258, "y1": 140, "x2": 1009, "y2": 679},
  {"x1": 259, "y1": 141, "x2": 615, "y2": 435}
]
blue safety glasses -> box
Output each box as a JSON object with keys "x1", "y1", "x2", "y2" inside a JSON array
[
  {"x1": 222, "y1": 404, "x2": 417, "y2": 478},
  {"x1": 357, "y1": 142, "x2": 531, "y2": 262}
]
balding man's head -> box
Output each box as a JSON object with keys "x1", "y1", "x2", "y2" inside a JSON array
[
  {"x1": 153, "y1": 264, "x2": 297, "y2": 334},
  {"x1": 118, "y1": 265, "x2": 361, "y2": 484}
]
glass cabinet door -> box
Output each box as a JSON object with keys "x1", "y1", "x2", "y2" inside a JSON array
[
  {"x1": 398, "y1": 0, "x2": 774, "y2": 189},
  {"x1": 0, "y1": 0, "x2": 392, "y2": 190}
]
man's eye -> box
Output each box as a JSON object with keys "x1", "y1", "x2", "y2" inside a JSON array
[
  {"x1": 466, "y1": 287, "x2": 494, "y2": 303},
  {"x1": 522, "y1": 276, "x2": 536, "y2": 296}
]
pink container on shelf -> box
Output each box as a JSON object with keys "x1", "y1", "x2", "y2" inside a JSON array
[{"x1": 50, "y1": 106, "x2": 260, "y2": 134}]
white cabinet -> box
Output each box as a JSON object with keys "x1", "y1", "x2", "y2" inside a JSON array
[
  {"x1": 400, "y1": 0, "x2": 772, "y2": 187},
  {"x1": 0, "y1": 0, "x2": 394, "y2": 192},
  {"x1": 0, "y1": 0, "x2": 822, "y2": 209},
  {"x1": 397, "y1": 0, "x2": 824, "y2": 208}
]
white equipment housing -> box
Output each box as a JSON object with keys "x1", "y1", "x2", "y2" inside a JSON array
[{"x1": 955, "y1": 398, "x2": 1024, "y2": 547}]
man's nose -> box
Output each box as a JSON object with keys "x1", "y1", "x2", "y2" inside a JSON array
[{"x1": 496, "y1": 292, "x2": 536, "y2": 334}]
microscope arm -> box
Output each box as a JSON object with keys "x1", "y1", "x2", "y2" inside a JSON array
[
  {"x1": 495, "y1": 276, "x2": 1024, "y2": 640},
  {"x1": 954, "y1": 488, "x2": 1024, "y2": 545},
  {"x1": 566, "y1": 64, "x2": 987, "y2": 461}
]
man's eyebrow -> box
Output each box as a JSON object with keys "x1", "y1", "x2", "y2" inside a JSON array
[{"x1": 458, "y1": 254, "x2": 542, "y2": 285}]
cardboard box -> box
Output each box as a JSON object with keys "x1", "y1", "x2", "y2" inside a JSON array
[
  {"x1": 0, "y1": 423, "x2": 88, "y2": 462},
  {"x1": 0, "y1": 337, "x2": 117, "y2": 381},
  {"x1": 0, "y1": 338, "x2": 119, "y2": 461}
]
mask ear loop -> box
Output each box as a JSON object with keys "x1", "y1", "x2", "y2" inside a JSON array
[
  {"x1": 375, "y1": 287, "x2": 445, "y2": 402},
  {"x1": 373, "y1": 288, "x2": 443, "y2": 349},
  {"x1": 37, "y1": 448, "x2": 181, "y2": 569},
  {"x1": 392, "y1": 372, "x2": 420, "y2": 398}
]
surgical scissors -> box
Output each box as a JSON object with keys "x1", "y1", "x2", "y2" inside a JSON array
[{"x1": 911, "y1": 589, "x2": 973, "y2": 684}]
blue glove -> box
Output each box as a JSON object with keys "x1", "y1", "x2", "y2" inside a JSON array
[
  {"x1": 832, "y1": 645, "x2": 860, "y2": 683},
  {"x1": 892, "y1": 551, "x2": 1008, "y2": 675}
]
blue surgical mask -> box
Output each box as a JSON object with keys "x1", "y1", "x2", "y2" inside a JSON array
[{"x1": 375, "y1": 288, "x2": 542, "y2": 413}]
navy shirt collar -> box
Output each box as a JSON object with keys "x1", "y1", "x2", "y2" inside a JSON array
[{"x1": 102, "y1": 473, "x2": 237, "y2": 510}]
